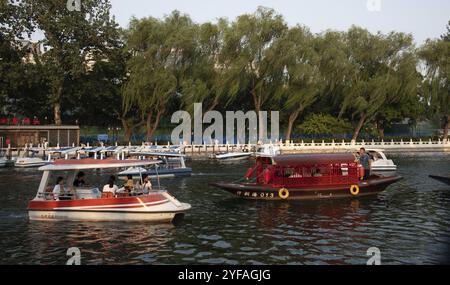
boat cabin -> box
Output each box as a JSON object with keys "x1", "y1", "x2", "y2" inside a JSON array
[
  {"x1": 246, "y1": 153, "x2": 360, "y2": 188},
  {"x1": 35, "y1": 159, "x2": 160, "y2": 201}
]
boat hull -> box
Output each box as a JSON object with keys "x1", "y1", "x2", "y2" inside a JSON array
[
  {"x1": 212, "y1": 176, "x2": 402, "y2": 201},
  {"x1": 210, "y1": 153, "x2": 252, "y2": 160},
  {"x1": 15, "y1": 162, "x2": 47, "y2": 168},
  {"x1": 28, "y1": 209, "x2": 182, "y2": 222},
  {"x1": 429, "y1": 175, "x2": 450, "y2": 186},
  {"x1": 371, "y1": 165, "x2": 397, "y2": 171}
]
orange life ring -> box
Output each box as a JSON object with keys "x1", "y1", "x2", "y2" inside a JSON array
[
  {"x1": 279, "y1": 188, "x2": 289, "y2": 199},
  {"x1": 350, "y1": 185, "x2": 360, "y2": 196}
]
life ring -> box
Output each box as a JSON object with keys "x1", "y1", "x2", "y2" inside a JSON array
[
  {"x1": 350, "y1": 185, "x2": 360, "y2": 196},
  {"x1": 279, "y1": 188, "x2": 289, "y2": 199}
]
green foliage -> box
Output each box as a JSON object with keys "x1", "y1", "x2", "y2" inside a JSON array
[
  {"x1": 297, "y1": 114, "x2": 353, "y2": 135},
  {"x1": 1, "y1": 4, "x2": 447, "y2": 141}
]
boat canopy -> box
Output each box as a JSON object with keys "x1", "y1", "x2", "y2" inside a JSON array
[
  {"x1": 129, "y1": 151, "x2": 186, "y2": 158},
  {"x1": 38, "y1": 158, "x2": 161, "y2": 171},
  {"x1": 271, "y1": 153, "x2": 356, "y2": 166},
  {"x1": 47, "y1": 147, "x2": 81, "y2": 154}
]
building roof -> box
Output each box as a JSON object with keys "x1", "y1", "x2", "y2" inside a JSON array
[{"x1": 0, "y1": 125, "x2": 79, "y2": 130}]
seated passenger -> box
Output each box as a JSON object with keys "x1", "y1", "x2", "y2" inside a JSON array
[
  {"x1": 52, "y1": 177, "x2": 65, "y2": 200},
  {"x1": 140, "y1": 174, "x2": 153, "y2": 194},
  {"x1": 103, "y1": 175, "x2": 118, "y2": 196},
  {"x1": 124, "y1": 175, "x2": 134, "y2": 193},
  {"x1": 73, "y1": 171, "x2": 86, "y2": 187}
]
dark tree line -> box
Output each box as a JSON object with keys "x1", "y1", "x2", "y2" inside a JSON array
[{"x1": 1, "y1": 1, "x2": 449, "y2": 142}]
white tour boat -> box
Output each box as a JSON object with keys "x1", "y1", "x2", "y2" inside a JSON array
[
  {"x1": 27, "y1": 159, "x2": 191, "y2": 223},
  {"x1": 357, "y1": 149, "x2": 397, "y2": 171}
]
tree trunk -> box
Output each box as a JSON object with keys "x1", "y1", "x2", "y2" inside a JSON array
[
  {"x1": 53, "y1": 84, "x2": 63, "y2": 125},
  {"x1": 121, "y1": 118, "x2": 132, "y2": 143},
  {"x1": 146, "y1": 109, "x2": 164, "y2": 142},
  {"x1": 145, "y1": 112, "x2": 153, "y2": 142},
  {"x1": 285, "y1": 108, "x2": 302, "y2": 141},
  {"x1": 54, "y1": 102, "x2": 62, "y2": 126},
  {"x1": 352, "y1": 113, "x2": 367, "y2": 142},
  {"x1": 444, "y1": 114, "x2": 450, "y2": 142},
  {"x1": 375, "y1": 120, "x2": 385, "y2": 140},
  {"x1": 252, "y1": 90, "x2": 264, "y2": 142}
]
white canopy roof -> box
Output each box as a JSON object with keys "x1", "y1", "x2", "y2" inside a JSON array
[
  {"x1": 39, "y1": 159, "x2": 161, "y2": 171},
  {"x1": 129, "y1": 151, "x2": 186, "y2": 158}
]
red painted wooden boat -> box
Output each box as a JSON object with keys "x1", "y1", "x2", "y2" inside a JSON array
[{"x1": 212, "y1": 153, "x2": 402, "y2": 200}]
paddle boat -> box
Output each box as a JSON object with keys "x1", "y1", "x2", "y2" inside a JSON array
[
  {"x1": 429, "y1": 175, "x2": 450, "y2": 186},
  {"x1": 27, "y1": 159, "x2": 191, "y2": 222},
  {"x1": 212, "y1": 153, "x2": 402, "y2": 200},
  {"x1": 118, "y1": 151, "x2": 192, "y2": 179}
]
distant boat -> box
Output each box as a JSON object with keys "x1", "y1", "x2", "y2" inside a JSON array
[
  {"x1": 254, "y1": 144, "x2": 281, "y2": 158},
  {"x1": 209, "y1": 152, "x2": 252, "y2": 161},
  {"x1": 0, "y1": 157, "x2": 7, "y2": 168},
  {"x1": 356, "y1": 149, "x2": 397, "y2": 171},
  {"x1": 118, "y1": 151, "x2": 192, "y2": 179},
  {"x1": 15, "y1": 149, "x2": 49, "y2": 168},
  {"x1": 429, "y1": 175, "x2": 450, "y2": 186}
]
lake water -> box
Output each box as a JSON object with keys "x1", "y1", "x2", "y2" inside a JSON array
[{"x1": 0, "y1": 153, "x2": 449, "y2": 265}]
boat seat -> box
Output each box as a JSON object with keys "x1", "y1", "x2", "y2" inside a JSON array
[
  {"x1": 101, "y1": 192, "x2": 114, "y2": 199},
  {"x1": 116, "y1": 192, "x2": 130, "y2": 198}
]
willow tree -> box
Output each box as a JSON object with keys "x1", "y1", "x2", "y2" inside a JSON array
[
  {"x1": 222, "y1": 7, "x2": 287, "y2": 138},
  {"x1": 274, "y1": 26, "x2": 321, "y2": 141},
  {"x1": 20, "y1": 0, "x2": 119, "y2": 125},
  {"x1": 420, "y1": 31, "x2": 450, "y2": 141},
  {"x1": 181, "y1": 20, "x2": 229, "y2": 113},
  {"x1": 340, "y1": 27, "x2": 418, "y2": 141},
  {"x1": 123, "y1": 13, "x2": 194, "y2": 141}
]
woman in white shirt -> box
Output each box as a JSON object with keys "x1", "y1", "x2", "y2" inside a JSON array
[
  {"x1": 141, "y1": 174, "x2": 153, "y2": 194},
  {"x1": 103, "y1": 175, "x2": 119, "y2": 196},
  {"x1": 52, "y1": 177, "x2": 65, "y2": 200}
]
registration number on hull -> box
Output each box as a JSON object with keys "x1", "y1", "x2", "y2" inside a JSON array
[{"x1": 235, "y1": 191, "x2": 275, "y2": 199}]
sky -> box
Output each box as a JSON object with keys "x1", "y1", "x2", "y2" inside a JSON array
[{"x1": 109, "y1": 0, "x2": 450, "y2": 45}]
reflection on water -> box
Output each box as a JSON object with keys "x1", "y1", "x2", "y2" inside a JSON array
[{"x1": 0, "y1": 152, "x2": 449, "y2": 264}]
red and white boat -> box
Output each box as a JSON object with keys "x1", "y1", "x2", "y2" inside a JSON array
[{"x1": 27, "y1": 159, "x2": 191, "y2": 223}]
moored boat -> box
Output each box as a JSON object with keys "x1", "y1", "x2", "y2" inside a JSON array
[
  {"x1": 212, "y1": 153, "x2": 402, "y2": 200},
  {"x1": 209, "y1": 152, "x2": 252, "y2": 161},
  {"x1": 429, "y1": 175, "x2": 450, "y2": 186},
  {"x1": 27, "y1": 159, "x2": 191, "y2": 222},
  {"x1": 360, "y1": 149, "x2": 397, "y2": 171},
  {"x1": 0, "y1": 157, "x2": 7, "y2": 167},
  {"x1": 118, "y1": 151, "x2": 192, "y2": 179},
  {"x1": 15, "y1": 149, "x2": 49, "y2": 168}
]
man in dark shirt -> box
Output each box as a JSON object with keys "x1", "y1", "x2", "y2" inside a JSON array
[
  {"x1": 73, "y1": 171, "x2": 86, "y2": 187},
  {"x1": 359, "y1": 148, "x2": 371, "y2": 180}
]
